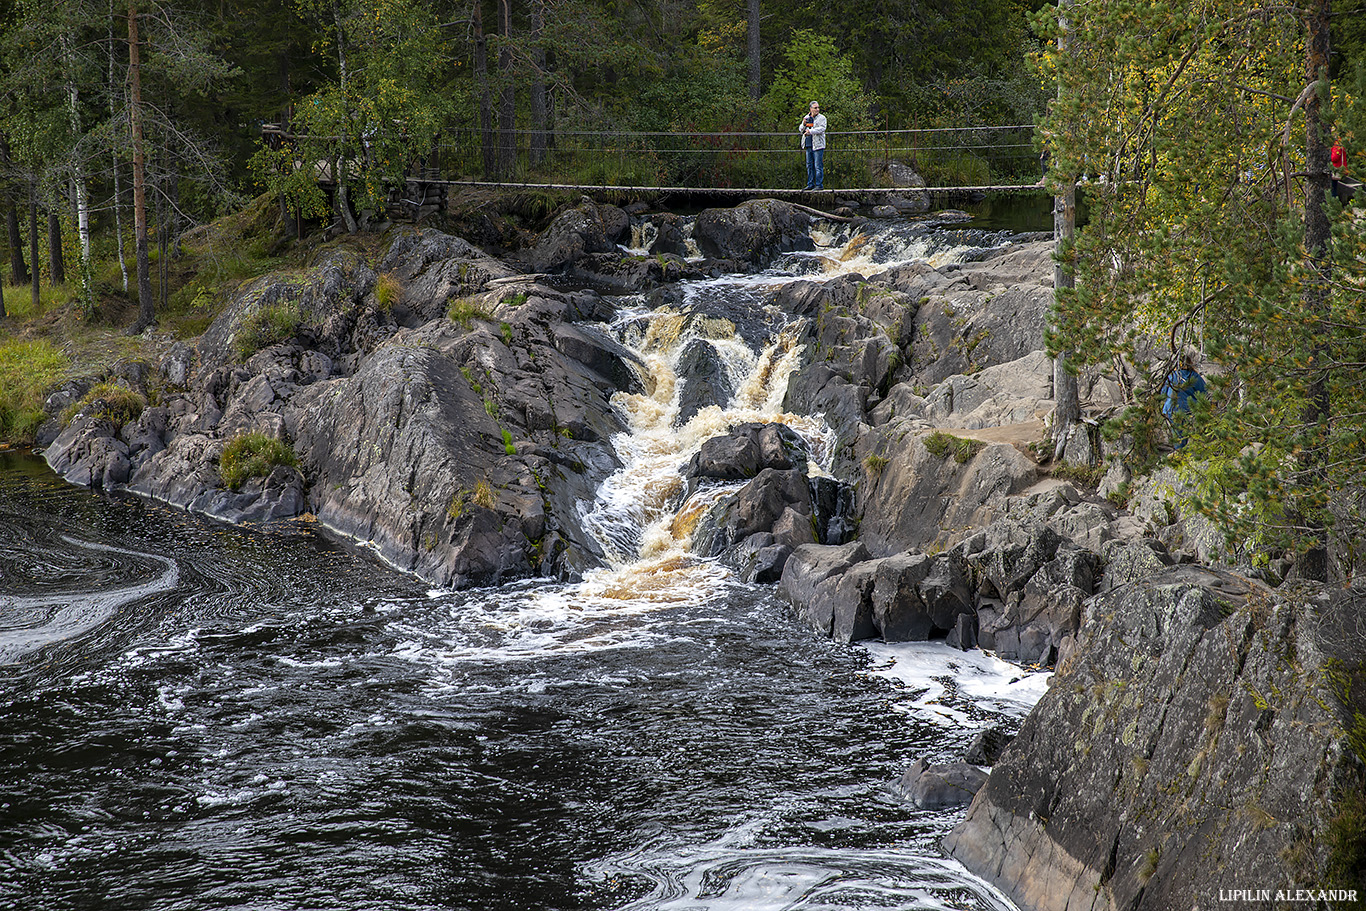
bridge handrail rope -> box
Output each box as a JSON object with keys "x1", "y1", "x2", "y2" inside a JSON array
[{"x1": 464, "y1": 125, "x2": 1036, "y2": 139}]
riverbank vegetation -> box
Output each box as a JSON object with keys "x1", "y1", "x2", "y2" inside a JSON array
[{"x1": 1039, "y1": 0, "x2": 1366, "y2": 579}]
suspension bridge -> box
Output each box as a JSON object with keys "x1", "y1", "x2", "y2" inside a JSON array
[{"x1": 264, "y1": 123, "x2": 1049, "y2": 216}]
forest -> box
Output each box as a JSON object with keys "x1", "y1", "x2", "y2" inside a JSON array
[
  {"x1": 3, "y1": 0, "x2": 1366, "y2": 577},
  {"x1": 0, "y1": 0, "x2": 1047, "y2": 321}
]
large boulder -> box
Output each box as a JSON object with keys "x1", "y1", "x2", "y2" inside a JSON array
[
  {"x1": 522, "y1": 199, "x2": 629, "y2": 273},
  {"x1": 946, "y1": 569, "x2": 1366, "y2": 911},
  {"x1": 693, "y1": 199, "x2": 815, "y2": 265},
  {"x1": 855, "y1": 431, "x2": 1039, "y2": 556},
  {"x1": 899, "y1": 759, "x2": 988, "y2": 810},
  {"x1": 778, "y1": 541, "x2": 873, "y2": 638}
]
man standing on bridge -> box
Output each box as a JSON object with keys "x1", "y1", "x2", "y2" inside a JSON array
[{"x1": 800, "y1": 101, "x2": 827, "y2": 190}]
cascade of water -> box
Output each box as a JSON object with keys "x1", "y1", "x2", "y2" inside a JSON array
[{"x1": 576, "y1": 291, "x2": 833, "y2": 605}]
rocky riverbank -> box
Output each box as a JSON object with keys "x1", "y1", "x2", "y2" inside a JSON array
[{"x1": 33, "y1": 194, "x2": 1366, "y2": 904}]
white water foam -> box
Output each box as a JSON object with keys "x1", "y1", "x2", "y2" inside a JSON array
[{"x1": 859, "y1": 641, "x2": 1051, "y2": 729}]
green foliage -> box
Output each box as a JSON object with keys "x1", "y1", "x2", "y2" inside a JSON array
[
  {"x1": 219, "y1": 432, "x2": 299, "y2": 489},
  {"x1": 62, "y1": 382, "x2": 146, "y2": 429},
  {"x1": 760, "y1": 30, "x2": 874, "y2": 133},
  {"x1": 924, "y1": 431, "x2": 984, "y2": 464},
  {"x1": 1326, "y1": 787, "x2": 1366, "y2": 889},
  {"x1": 501, "y1": 427, "x2": 516, "y2": 455},
  {"x1": 0, "y1": 338, "x2": 69, "y2": 444},
  {"x1": 1036, "y1": 0, "x2": 1366, "y2": 561},
  {"x1": 235, "y1": 302, "x2": 303, "y2": 360},
  {"x1": 863, "y1": 453, "x2": 889, "y2": 475},
  {"x1": 252, "y1": 0, "x2": 452, "y2": 219},
  {"x1": 375, "y1": 273, "x2": 401, "y2": 311},
  {"x1": 1052, "y1": 460, "x2": 1104, "y2": 489},
  {"x1": 448, "y1": 297, "x2": 491, "y2": 328}
]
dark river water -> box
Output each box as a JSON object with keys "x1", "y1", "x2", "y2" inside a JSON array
[
  {"x1": 0, "y1": 448, "x2": 1033, "y2": 910},
  {"x1": 0, "y1": 217, "x2": 1050, "y2": 911}
]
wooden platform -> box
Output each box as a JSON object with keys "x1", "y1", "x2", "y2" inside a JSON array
[{"x1": 438, "y1": 179, "x2": 1045, "y2": 201}]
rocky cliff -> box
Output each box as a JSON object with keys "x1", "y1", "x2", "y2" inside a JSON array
[{"x1": 945, "y1": 570, "x2": 1366, "y2": 909}]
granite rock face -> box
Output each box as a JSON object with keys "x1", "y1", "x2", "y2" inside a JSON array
[{"x1": 945, "y1": 569, "x2": 1366, "y2": 911}]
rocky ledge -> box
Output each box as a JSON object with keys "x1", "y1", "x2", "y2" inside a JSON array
[{"x1": 945, "y1": 570, "x2": 1366, "y2": 909}]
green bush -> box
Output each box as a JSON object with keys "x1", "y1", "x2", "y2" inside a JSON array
[
  {"x1": 375, "y1": 273, "x2": 401, "y2": 311},
  {"x1": 219, "y1": 432, "x2": 299, "y2": 489},
  {"x1": 448, "y1": 297, "x2": 491, "y2": 328},
  {"x1": 924, "y1": 431, "x2": 985, "y2": 464},
  {"x1": 234, "y1": 301, "x2": 302, "y2": 360},
  {"x1": 0, "y1": 338, "x2": 70, "y2": 444},
  {"x1": 62, "y1": 382, "x2": 146, "y2": 429}
]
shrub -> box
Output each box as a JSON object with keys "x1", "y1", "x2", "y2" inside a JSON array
[
  {"x1": 0, "y1": 338, "x2": 70, "y2": 444},
  {"x1": 473, "y1": 479, "x2": 496, "y2": 509},
  {"x1": 863, "y1": 453, "x2": 890, "y2": 475},
  {"x1": 62, "y1": 382, "x2": 146, "y2": 429},
  {"x1": 924, "y1": 431, "x2": 985, "y2": 464},
  {"x1": 219, "y1": 432, "x2": 299, "y2": 489},
  {"x1": 234, "y1": 301, "x2": 302, "y2": 360},
  {"x1": 375, "y1": 273, "x2": 401, "y2": 311},
  {"x1": 1052, "y1": 460, "x2": 1105, "y2": 488},
  {"x1": 448, "y1": 297, "x2": 490, "y2": 328}
]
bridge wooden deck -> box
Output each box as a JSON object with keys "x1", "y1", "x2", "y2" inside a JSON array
[{"x1": 438, "y1": 179, "x2": 1045, "y2": 201}]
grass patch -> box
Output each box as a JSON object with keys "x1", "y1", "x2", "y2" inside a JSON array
[
  {"x1": 448, "y1": 296, "x2": 491, "y2": 328},
  {"x1": 2, "y1": 281, "x2": 73, "y2": 319},
  {"x1": 234, "y1": 301, "x2": 302, "y2": 361},
  {"x1": 863, "y1": 453, "x2": 890, "y2": 475},
  {"x1": 219, "y1": 432, "x2": 299, "y2": 490},
  {"x1": 473, "y1": 479, "x2": 496, "y2": 509},
  {"x1": 1053, "y1": 460, "x2": 1105, "y2": 488},
  {"x1": 924, "y1": 431, "x2": 985, "y2": 464},
  {"x1": 501, "y1": 427, "x2": 517, "y2": 455},
  {"x1": 0, "y1": 337, "x2": 70, "y2": 444},
  {"x1": 62, "y1": 382, "x2": 146, "y2": 428},
  {"x1": 375, "y1": 273, "x2": 401, "y2": 311}
]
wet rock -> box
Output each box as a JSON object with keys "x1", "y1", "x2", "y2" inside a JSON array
[
  {"x1": 777, "y1": 541, "x2": 872, "y2": 636},
  {"x1": 552, "y1": 323, "x2": 648, "y2": 395},
  {"x1": 44, "y1": 415, "x2": 130, "y2": 490},
  {"x1": 963, "y1": 728, "x2": 1014, "y2": 766},
  {"x1": 693, "y1": 199, "x2": 815, "y2": 265},
  {"x1": 870, "y1": 552, "x2": 936, "y2": 641},
  {"x1": 946, "y1": 569, "x2": 1365, "y2": 911},
  {"x1": 675, "y1": 339, "x2": 736, "y2": 426},
  {"x1": 691, "y1": 468, "x2": 814, "y2": 558},
  {"x1": 898, "y1": 759, "x2": 987, "y2": 809},
  {"x1": 522, "y1": 199, "x2": 629, "y2": 273},
  {"x1": 831, "y1": 561, "x2": 880, "y2": 642},
  {"x1": 730, "y1": 534, "x2": 793, "y2": 584},
  {"x1": 686, "y1": 423, "x2": 809, "y2": 483}
]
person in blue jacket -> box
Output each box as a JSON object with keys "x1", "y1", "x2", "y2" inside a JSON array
[
  {"x1": 799, "y1": 101, "x2": 827, "y2": 190},
  {"x1": 1161, "y1": 352, "x2": 1206, "y2": 449}
]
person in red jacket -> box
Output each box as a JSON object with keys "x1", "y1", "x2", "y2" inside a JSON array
[{"x1": 1331, "y1": 139, "x2": 1350, "y2": 204}]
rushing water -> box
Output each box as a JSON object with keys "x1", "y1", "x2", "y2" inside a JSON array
[{"x1": 0, "y1": 216, "x2": 1049, "y2": 911}]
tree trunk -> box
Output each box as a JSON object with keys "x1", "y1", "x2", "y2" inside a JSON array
[
  {"x1": 1298, "y1": 0, "x2": 1332, "y2": 582},
  {"x1": 0, "y1": 134, "x2": 28, "y2": 285},
  {"x1": 109, "y1": 0, "x2": 128, "y2": 292},
  {"x1": 47, "y1": 209, "x2": 65, "y2": 286},
  {"x1": 473, "y1": 2, "x2": 496, "y2": 178},
  {"x1": 63, "y1": 32, "x2": 92, "y2": 300},
  {"x1": 128, "y1": 2, "x2": 154, "y2": 330},
  {"x1": 529, "y1": 0, "x2": 546, "y2": 169},
  {"x1": 29, "y1": 195, "x2": 39, "y2": 313},
  {"x1": 497, "y1": 0, "x2": 515, "y2": 178},
  {"x1": 747, "y1": 0, "x2": 761, "y2": 102},
  {"x1": 1051, "y1": 1, "x2": 1081, "y2": 463}
]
